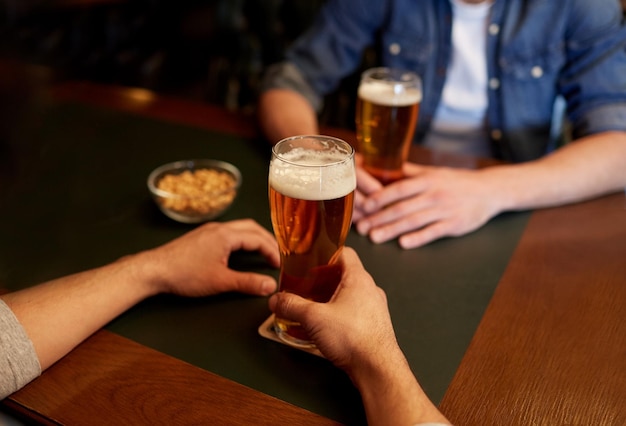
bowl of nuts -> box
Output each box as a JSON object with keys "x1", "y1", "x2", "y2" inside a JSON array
[{"x1": 147, "y1": 159, "x2": 242, "y2": 223}]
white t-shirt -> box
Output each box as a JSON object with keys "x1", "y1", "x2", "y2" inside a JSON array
[{"x1": 423, "y1": 0, "x2": 494, "y2": 157}]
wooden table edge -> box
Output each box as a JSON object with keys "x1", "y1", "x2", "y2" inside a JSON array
[{"x1": 6, "y1": 330, "x2": 341, "y2": 425}]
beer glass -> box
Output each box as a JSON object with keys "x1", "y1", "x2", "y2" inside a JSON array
[
  {"x1": 269, "y1": 135, "x2": 356, "y2": 348},
  {"x1": 355, "y1": 67, "x2": 422, "y2": 184}
]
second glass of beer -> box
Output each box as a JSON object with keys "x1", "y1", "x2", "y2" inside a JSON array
[
  {"x1": 269, "y1": 135, "x2": 356, "y2": 348},
  {"x1": 355, "y1": 67, "x2": 422, "y2": 184}
]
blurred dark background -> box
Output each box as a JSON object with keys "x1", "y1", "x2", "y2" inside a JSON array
[
  {"x1": 4, "y1": 0, "x2": 621, "y2": 131},
  {"x1": 0, "y1": 0, "x2": 372, "y2": 130}
]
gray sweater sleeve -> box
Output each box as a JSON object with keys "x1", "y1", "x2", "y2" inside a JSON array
[{"x1": 0, "y1": 299, "x2": 41, "y2": 399}]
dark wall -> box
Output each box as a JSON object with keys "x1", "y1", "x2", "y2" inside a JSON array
[{"x1": 1, "y1": 0, "x2": 363, "y2": 127}]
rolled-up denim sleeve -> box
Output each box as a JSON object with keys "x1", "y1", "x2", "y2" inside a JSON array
[
  {"x1": 260, "y1": 61, "x2": 325, "y2": 112},
  {"x1": 560, "y1": 0, "x2": 626, "y2": 138},
  {"x1": 261, "y1": 0, "x2": 385, "y2": 112},
  {"x1": 0, "y1": 299, "x2": 41, "y2": 399}
]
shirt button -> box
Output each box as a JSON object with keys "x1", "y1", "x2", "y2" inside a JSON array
[
  {"x1": 489, "y1": 78, "x2": 500, "y2": 90},
  {"x1": 389, "y1": 43, "x2": 401, "y2": 55},
  {"x1": 531, "y1": 66, "x2": 543, "y2": 78},
  {"x1": 488, "y1": 23, "x2": 500, "y2": 35},
  {"x1": 491, "y1": 129, "x2": 502, "y2": 140}
]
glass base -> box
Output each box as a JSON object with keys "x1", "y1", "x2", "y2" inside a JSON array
[{"x1": 273, "y1": 317, "x2": 316, "y2": 349}]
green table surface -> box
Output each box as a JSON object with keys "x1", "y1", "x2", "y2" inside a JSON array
[{"x1": 0, "y1": 102, "x2": 529, "y2": 425}]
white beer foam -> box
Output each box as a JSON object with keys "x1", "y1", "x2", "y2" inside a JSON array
[
  {"x1": 270, "y1": 148, "x2": 356, "y2": 201},
  {"x1": 358, "y1": 80, "x2": 422, "y2": 107}
]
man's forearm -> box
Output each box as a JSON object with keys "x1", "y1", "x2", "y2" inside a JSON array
[
  {"x1": 1, "y1": 252, "x2": 157, "y2": 370},
  {"x1": 485, "y1": 131, "x2": 626, "y2": 213},
  {"x1": 352, "y1": 348, "x2": 451, "y2": 426},
  {"x1": 258, "y1": 89, "x2": 319, "y2": 144}
]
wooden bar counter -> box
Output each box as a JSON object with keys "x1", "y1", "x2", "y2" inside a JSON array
[{"x1": 1, "y1": 81, "x2": 624, "y2": 425}]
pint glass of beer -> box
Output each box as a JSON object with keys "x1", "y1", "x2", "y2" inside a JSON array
[
  {"x1": 355, "y1": 67, "x2": 422, "y2": 184},
  {"x1": 269, "y1": 135, "x2": 356, "y2": 348}
]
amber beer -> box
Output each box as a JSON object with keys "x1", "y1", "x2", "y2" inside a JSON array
[
  {"x1": 269, "y1": 135, "x2": 356, "y2": 348},
  {"x1": 355, "y1": 68, "x2": 422, "y2": 184}
]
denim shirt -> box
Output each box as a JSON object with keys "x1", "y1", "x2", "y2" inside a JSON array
[{"x1": 264, "y1": 0, "x2": 626, "y2": 162}]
